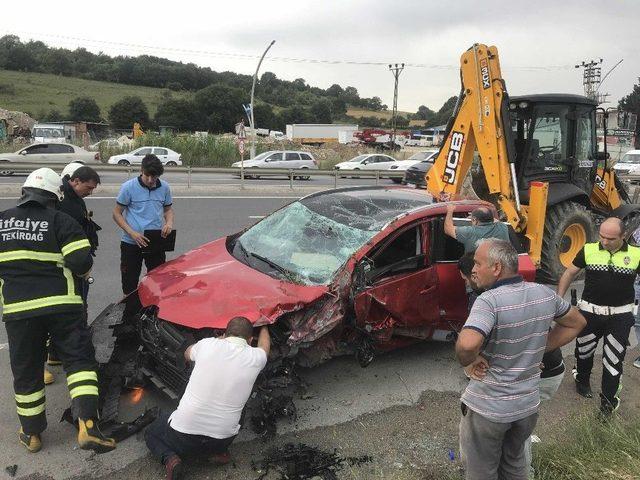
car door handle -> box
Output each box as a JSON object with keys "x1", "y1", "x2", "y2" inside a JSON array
[{"x1": 420, "y1": 285, "x2": 436, "y2": 295}]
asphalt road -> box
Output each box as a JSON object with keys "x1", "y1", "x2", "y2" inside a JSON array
[{"x1": 0, "y1": 170, "x2": 403, "y2": 188}]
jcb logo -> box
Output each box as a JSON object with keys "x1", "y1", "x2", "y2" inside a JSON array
[
  {"x1": 595, "y1": 174, "x2": 607, "y2": 191},
  {"x1": 444, "y1": 132, "x2": 465, "y2": 184},
  {"x1": 480, "y1": 59, "x2": 490, "y2": 89}
]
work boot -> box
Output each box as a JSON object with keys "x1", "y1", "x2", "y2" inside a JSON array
[
  {"x1": 18, "y1": 428, "x2": 42, "y2": 453},
  {"x1": 575, "y1": 379, "x2": 593, "y2": 398},
  {"x1": 77, "y1": 418, "x2": 116, "y2": 454},
  {"x1": 44, "y1": 368, "x2": 55, "y2": 385},
  {"x1": 210, "y1": 451, "x2": 231, "y2": 466},
  {"x1": 46, "y1": 354, "x2": 62, "y2": 366},
  {"x1": 164, "y1": 454, "x2": 183, "y2": 480}
]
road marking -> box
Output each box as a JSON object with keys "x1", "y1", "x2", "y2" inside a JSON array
[
  {"x1": 0, "y1": 195, "x2": 300, "y2": 200},
  {"x1": 248, "y1": 215, "x2": 266, "y2": 219}
]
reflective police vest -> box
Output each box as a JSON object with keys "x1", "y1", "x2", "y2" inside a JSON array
[
  {"x1": 583, "y1": 242, "x2": 640, "y2": 276},
  {"x1": 0, "y1": 202, "x2": 93, "y2": 321}
]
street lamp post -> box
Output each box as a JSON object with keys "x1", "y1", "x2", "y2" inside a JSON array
[
  {"x1": 249, "y1": 40, "x2": 276, "y2": 159},
  {"x1": 388, "y1": 63, "x2": 404, "y2": 147}
]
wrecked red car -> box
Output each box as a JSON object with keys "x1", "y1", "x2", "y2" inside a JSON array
[{"x1": 93, "y1": 186, "x2": 534, "y2": 432}]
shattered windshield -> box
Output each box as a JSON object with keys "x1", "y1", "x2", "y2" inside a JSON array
[{"x1": 235, "y1": 190, "x2": 432, "y2": 285}]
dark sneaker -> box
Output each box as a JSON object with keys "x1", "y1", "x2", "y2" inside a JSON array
[
  {"x1": 575, "y1": 380, "x2": 593, "y2": 398},
  {"x1": 78, "y1": 418, "x2": 116, "y2": 453},
  {"x1": 164, "y1": 454, "x2": 183, "y2": 480},
  {"x1": 18, "y1": 428, "x2": 42, "y2": 453}
]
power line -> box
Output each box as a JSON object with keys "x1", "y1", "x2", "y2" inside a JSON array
[{"x1": 2, "y1": 30, "x2": 575, "y2": 71}]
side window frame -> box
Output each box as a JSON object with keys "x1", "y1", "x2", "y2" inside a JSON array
[{"x1": 366, "y1": 223, "x2": 427, "y2": 283}]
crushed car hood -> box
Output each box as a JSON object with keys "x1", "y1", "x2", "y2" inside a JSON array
[{"x1": 137, "y1": 237, "x2": 329, "y2": 329}]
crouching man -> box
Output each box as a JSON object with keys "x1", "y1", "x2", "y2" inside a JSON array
[{"x1": 145, "y1": 317, "x2": 270, "y2": 480}]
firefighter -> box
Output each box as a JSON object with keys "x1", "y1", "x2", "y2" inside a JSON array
[
  {"x1": 0, "y1": 168, "x2": 116, "y2": 453},
  {"x1": 558, "y1": 217, "x2": 640, "y2": 415}
]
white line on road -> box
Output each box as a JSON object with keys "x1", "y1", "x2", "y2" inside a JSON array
[{"x1": 248, "y1": 215, "x2": 266, "y2": 219}]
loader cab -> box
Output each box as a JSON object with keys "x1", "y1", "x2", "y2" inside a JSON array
[{"x1": 509, "y1": 94, "x2": 598, "y2": 196}]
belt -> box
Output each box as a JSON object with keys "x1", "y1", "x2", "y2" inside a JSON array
[{"x1": 578, "y1": 300, "x2": 634, "y2": 315}]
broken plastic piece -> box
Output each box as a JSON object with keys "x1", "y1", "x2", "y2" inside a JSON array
[{"x1": 5, "y1": 465, "x2": 17, "y2": 477}]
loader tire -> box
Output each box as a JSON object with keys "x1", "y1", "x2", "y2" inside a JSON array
[{"x1": 538, "y1": 201, "x2": 595, "y2": 284}]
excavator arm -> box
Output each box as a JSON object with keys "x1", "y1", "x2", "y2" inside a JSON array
[{"x1": 426, "y1": 44, "x2": 548, "y2": 265}]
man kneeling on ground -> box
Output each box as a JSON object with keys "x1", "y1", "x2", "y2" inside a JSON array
[{"x1": 145, "y1": 317, "x2": 270, "y2": 480}]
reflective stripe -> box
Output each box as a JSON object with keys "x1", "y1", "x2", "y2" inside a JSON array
[
  {"x1": 61, "y1": 239, "x2": 91, "y2": 256},
  {"x1": 577, "y1": 333, "x2": 596, "y2": 345},
  {"x1": 3, "y1": 294, "x2": 83, "y2": 314},
  {"x1": 69, "y1": 385, "x2": 98, "y2": 398},
  {"x1": 606, "y1": 334, "x2": 624, "y2": 353},
  {"x1": 17, "y1": 403, "x2": 45, "y2": 417},
  {"x1": 15, "y1": 389, "x2": 45, "y2": 403},
  {"x1": 603, "y1": 356, "x2": 620, "y2": 377},
  {"x1": 0, "y1": 250, "x2": 63, "y2": 263},
  {"x1": 578, "y1": 342, "x2": 597, "y2": 353},
  {"x1": 62, "y1": 266, "x2": 75, "y2": 296},
  {"x1": 67, "y1": 371, "x2": 97, "y2": 385},
  {"x1": 578, "y1": 351, "x2": 596, "y2": 359},
  {"x1": 604, "y1": 344, "x2": 619, "y2": 365}
]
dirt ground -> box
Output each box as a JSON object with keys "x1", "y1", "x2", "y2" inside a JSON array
[{"x1": 71, "y1": 352, "x2": 640, "y2": 480}]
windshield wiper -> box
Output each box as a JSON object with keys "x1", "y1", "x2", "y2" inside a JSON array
[{"x1": 237, "y1": 240, "x2": 297, "y2": 282}]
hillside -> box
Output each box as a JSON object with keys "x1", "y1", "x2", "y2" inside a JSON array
[{"x1": 0, "y1": 69, "x2": 188, "y2": 119}]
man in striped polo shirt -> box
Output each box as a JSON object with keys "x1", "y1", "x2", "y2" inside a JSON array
[{"x1": 456, "y1": 239, "x2": 585, "y2": 480}]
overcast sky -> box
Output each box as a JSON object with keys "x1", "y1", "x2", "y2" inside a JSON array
[{"x1": 2, "y1": 0, "x2": 639, "y2": 112}]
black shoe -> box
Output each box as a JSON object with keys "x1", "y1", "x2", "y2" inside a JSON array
[
  {"x1": 575, "y1": 380, "x2": 593, "y2": 398},
  {"x1": 165, "y1": 454, "x2": 183, "y2": 480}
]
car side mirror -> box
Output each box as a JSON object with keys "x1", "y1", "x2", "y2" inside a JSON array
[
  {"x1": 595, "y1": 151, "x2": 610, "y2": 161},
  {"x1": 20, "y1": 150, "x2": 27, "y2": 155}
]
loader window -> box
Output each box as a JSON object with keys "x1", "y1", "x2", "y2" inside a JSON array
[
  {"x1": 526, "y1": 105, "x2": 569, "y2": 176},
  {"x1": 576, "y1": 109, "x2": 596, "y2": 163}
]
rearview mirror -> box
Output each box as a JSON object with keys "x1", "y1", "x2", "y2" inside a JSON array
[{"x1": 353, "y1": 258, "x2": 373, "y2": 291}]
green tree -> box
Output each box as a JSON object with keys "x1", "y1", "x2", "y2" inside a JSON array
[
  {"x1": 42, "y1": 109, "x2": 64, "y2": 122},
  {"x1": 619, "y1": 83, "x2": 640, "y2": 148},
  {"x1": 252, "y1": 103, "x2": 278, "y2": 131},
  {"x1": 68, "y1": 96, "x2": 101, "y2": 122},
  {"x1": 432, "y1": 96, "x2": 458, "y2": 125},
  {"x1": 155, "y1": 98, "x2": 204, "y2": 131},
  {"x1": 194, "y1": 84, "x2": 247, "y2": 133},
  {"x1": 108, "y1": 96, "x2": 149, "y2": 129},
  {"x1": 415, "y1": 105, "x2": 435, "y2": 122},
  {"x1": 310, "y1": 98, "x2": 333, "y2": 123},
  {"x1": 280, "y1": 105, "x2": 313, "y2": 125}
]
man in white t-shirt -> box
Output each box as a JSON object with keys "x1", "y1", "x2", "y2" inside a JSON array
[{"x1": 144, "y1": 317, "x2": 270, "y2": 480}]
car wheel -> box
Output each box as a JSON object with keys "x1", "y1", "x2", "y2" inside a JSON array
[
  {"x1": 0, "y1": 161, "x2": 13, "y2": 176},
  {"x1": 166, "y1": 161, "x2": 177, "y2": 166},
  {"x1": 391, "y1": 178, "x2": 402, "y2": 184},
  {"x1": 117, "y1": 160, "x2": 130, "y2": 166},
  {"x1": 351, "y1": 167, "x2": 361, "y2": 179},
  {"x1": 297, "y1": 168, "x2": 311, "y2": 181}
]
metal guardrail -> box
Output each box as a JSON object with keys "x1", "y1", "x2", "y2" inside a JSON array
[{"x1": 0, "y1": 162, "x2": 407, "y2": 190}]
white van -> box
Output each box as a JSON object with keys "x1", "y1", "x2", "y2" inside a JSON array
[
  {"x1": 32, "y1": 124, "x2": 66, "y2": 143},
  {"x1": 613, "y1": 150, "x2": 640, "y2": 175}
]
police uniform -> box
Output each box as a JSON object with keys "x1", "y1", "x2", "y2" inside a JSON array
[
  {"x1": 572, "y1": 241, "x2": 640, "y2": 411},
  {"x1": 0, "y1": 168, "x2": 114, "y2": 453}
]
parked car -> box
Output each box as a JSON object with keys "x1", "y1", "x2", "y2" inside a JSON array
[
  {"x1": 613, "y1": 149, "x2": 640, "y2": 175},
  {"x1": 334, "y1": 154, "x2": 398, "y2": 177},
  {"x1": 231, "y1": 150, "x2": 318, "y2": 180},
  {"x1": 107, "y1": 147, "x2": 182, "y2": 166},
  {"x1": 403, "y1": 151, "x2": 439, "y2": 188},
  {"x1": 388, "y1": 150, "x2": 438, "y2": 183},
  {"x1": 94, "y1": 186, "x2": 535, "y2": 406},
  {"x1": 0, "y1": 143, "x2": 100, "y2": 176}
]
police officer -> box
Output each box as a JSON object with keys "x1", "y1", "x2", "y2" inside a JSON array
[
  {"x1": 558, "y1": 217, "x2": 640, "y2": 415},
  {"x1": 0, "y1": 168, "x2": 115, "y2": 453}
]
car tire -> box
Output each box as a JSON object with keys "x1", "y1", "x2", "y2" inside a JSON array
[
  {"x1": 166, "y1": 161, "x2": 177, "y2": 166},
  {"x1": 0, "y1": 161, "x2": 13, "y2": 176},
  {"x1": 391, "y1": 178, "x2": 402, "y2": 184},
  {"x1": 117, "y1": 160, "x2": 130, "y2": 166},
  {"x1": 351, "y1": 167, "x2": 361, "y2": 179},
  {"x1": 297, "y1": 168, "x2": 311, "y2": 181}
]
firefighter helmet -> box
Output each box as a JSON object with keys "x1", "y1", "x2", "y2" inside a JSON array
[
  {"x1": 23, "y1": 168, "x2": 63, "y2": 201},
  {"x1": 61, "y1": 162, "x2": 84, "y2": 179}
]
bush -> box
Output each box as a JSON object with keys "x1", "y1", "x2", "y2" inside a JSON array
[
  {"x1": 68, "y1": 96, "x2": 101, "y2": 122},
  {"x1": 108, "y1": 96, "x2": 150, "y2": 129}
]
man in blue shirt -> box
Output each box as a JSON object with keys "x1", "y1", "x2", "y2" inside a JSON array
[{"x1": 113, "y1": 155, "x2": 174, "y2": 318}]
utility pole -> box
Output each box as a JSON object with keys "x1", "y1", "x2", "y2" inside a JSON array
[
  {"x1": 388, "y1": 63, "x2": 404, "y2": 146},
  {"x1": 249, "y1": 40, "x2": 276, "y2": 160},
  {"x1": 575, "y1": 58, "x2": 607, "y2": 104}
]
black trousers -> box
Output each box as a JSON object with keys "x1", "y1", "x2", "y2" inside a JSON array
[
  {"x1": 574, "y1": 310, "x2": 635, "y2": 404},
  {"x1": 49, "y1": 279, "x2": 90, "y2": 360},
  {"x1": 5, "y1": 312, "x2": 99, "y2": 435},
  {"x1": 120, "y1": 241, "x2": 165, "y2": 318},
  {"x1": 145, "y1": 412, "x2": 236, "y2": 464}
]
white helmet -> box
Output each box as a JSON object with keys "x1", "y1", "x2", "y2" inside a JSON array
[
  {"x1": 23, "y1": 168, "x2": 63, "y2": 201},
  {"x1": 61, "y1": 162, "x2": 84, "y2": 179}
]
